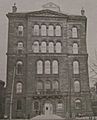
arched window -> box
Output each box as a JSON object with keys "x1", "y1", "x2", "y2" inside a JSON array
[
  {"x1": 34, "y1": 25, "x2": 39, "y2": 36},
  {"x1": 45, "y1": 81, "x2": 51, "y2": 90},
  {"x1": 55, "y1": 42, "x2": 61, "y2": 53},
  {"x1": 55, "y1": 25, "x2": 61, "y2": 36},
  {"x1": 41, "y1": 41, "x2": 47, "y2": 53},
  {"x1": 17, "y1": 100, "x2": 22, "y2": 110},
  {"x1": 18, "y1": 25, "x2": 23, "y2": 36},
  {"x1": 48, "y1": 25, "x2": 54, "y2": 36},
  {"x1": 33, "y1": 41, "x2": 39, "y2": 53},
  {"x1": 73, "y1": 61, "x2": 79, "y2": 74},
  {"x1": 37, "y1": 60, "x2": 43, "y2": 74},
  {"x1": 48, "y1": 42, "x2": 54, "y2": 53},
  {"x1": 16, "y1": 61, "x2": 23, "y2": 75},
  {"x1": 73, "y1": 43, "x2": 78, "y2": 54},
  {"x1": 45, "y1": 60, "x2": 50, "y2": 74},
  {"x1": 37, "y1": 81, "x2": 43, "y2": 90},
  {"x1": 72, "y1": 27, "x2": 78, "y2": 38},
  {"x1": 17, "y1": 42, "x2": 23, "y2": 54},
  {"x1": 74, "y1": 81, "x2": 80, "y2": 92},
  {"x1": 75, "y1": 99, "x2": 81, "y2": 109},
  {"x1": 34, "y1": 101, "x2": 39, "y2": 110},
  {"x1": 53, "y1": 80, "x2": 59, "y2": 90},
  {"x1": 52, "y1": 60, "x2": 58, "y2": 74},
  {"x1": 41, "y1": 25, "x2": 46, "y2": 36},
  {"x1": 16, "y1": 82, "x2": 22, "y2": 93}
]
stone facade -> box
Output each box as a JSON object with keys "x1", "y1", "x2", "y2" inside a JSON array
[{"x1": 5, "y1": 3, "x2": 92, "y2": 119}]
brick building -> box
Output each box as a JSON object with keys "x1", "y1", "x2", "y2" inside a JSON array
[{"x1": 5, "y1": 2, "x2": 92, "y2": 119}]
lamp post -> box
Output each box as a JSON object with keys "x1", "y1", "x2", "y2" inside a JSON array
[{"x1": 9, "y1": 67, "x2": 15, "y2": 120}]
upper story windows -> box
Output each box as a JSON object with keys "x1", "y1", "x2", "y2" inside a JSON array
[
  {"x1": 55, "y1": 25, "x2": 61, "y2": 36},
  {"x1": 18, "y1": 25, "x2": 24, "y2": 36},
  {"x1": 17, "y1": 42, "x2": 24, "y2": 54},
  {"x1": 16, "y1": 82, "x2": 23, "y2": 93},
  {"x1": 33, "y1": 24, "x2": 62, "y2": 36},
  {"x1": 45, "y1": 60, "x2": 51, "y2": 74},
  {"x1": 34, "y1": 25, "x2": 39, "y2": 36},
  {"x1": 41, "y1": 25, "x2": 47, "y2": 36},
  {"x1": 73, "y1": 61, "x2": 79, "y2": 74},
  {"x1": 16, "y1": 61, "x2": 23, "y2": 75},
  {"x1": 72, "y1": 27, "x2": 78, "y2": 38},
  {"x1": 73, "y1": 43, "x2": 78, "y2": 54},
  {"x1": 37, "y1": 60, "x2": 43, "y2": 74},
  {"x1": 32, "y1": 41, "x2": 62, "y2": 53}
]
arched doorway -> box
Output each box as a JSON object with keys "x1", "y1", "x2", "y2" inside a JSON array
[{"x1": 44, "y1": 103, "x2": 53, "y2": 115}]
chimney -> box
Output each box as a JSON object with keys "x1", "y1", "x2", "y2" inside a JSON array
[
  {"x1": 12, "y1": 3, "x2": 17, "y2": 13},
  {"x1": 81, "y1": 7, "x2": 85, "y2": 16}
]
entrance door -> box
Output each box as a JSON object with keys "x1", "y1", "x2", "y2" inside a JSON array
[{"x1": 44, "y1": 103, "x2": 53, "y2": 115}]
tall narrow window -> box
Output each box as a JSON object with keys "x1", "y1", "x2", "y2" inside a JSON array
[
  {"x1": 72, "y1": 27, "x2": 78, "y2": 38},
  {"x1": 41, "y1": 25, "x2": 46, "y2": 36},
  {"x1": 73, "y1": 43, "x2": 78, "y2": 54},
  {"x1": 16, "y1": 82, "x2": 22, "y2": 93},
  {"x1": 48, "y1": 42, "x2": 54, "y2": 53},
  {"x1": 52, "y1": 60, "x2": 58, "y2": 74},
  {"x1": 75, "y1": 99, "x2": 81, "y2": 109},
  {"x1": 18, "y1": 25, "x2": 23, "y2": 36},
  {"x1": 48, "y1": 25, "x2": 54, "y2": 36},
  {"x1": 55, "y1": 42, "x2": 61, "y2": 53},
  {"x1": 17, "y1": 42, "x2": 23, "y2": 54},
  {"x1": 45, "y1": 81, "x2": 51, "y2": 90},
  {"x1": 55, "y1": 25, "x2": 61, "y2": 36},
  {"x1": 37, "y1": 60, "x2": 43, "y2": 74},
  {"x1": 41, "y1": 41, "x2": 47, "y2": 53},
  {"x1": 74, "y1": 81, "x2": 80, "y2": 92},
  {"x1": 45, "y1": 60, "x2": 50, "y2": 74},
  {"x1": 37, "y1": 81, "x2": 43, "y2": 90},
  {"x1": 34, "y1": 25, "x2": 39, "y2": 36},
  {"x1": 17, "y1": 100, "x2": 22, "y2": 110},
  {"x1": 33, "y1": 41, "x2": 39, "y2": 53},
  {"x1": 73, "y1": 61, "x2": 79, "y2": 74},
  {"x1": 53, "y1": 80, "x2": 59, "y2": 90},
  {"x1": 16, "y1": 61, "x2": 23, "y2": 75}
]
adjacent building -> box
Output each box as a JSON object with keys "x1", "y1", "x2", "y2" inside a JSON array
[{"x1": 5, "y1": 2, "x2": 92, "y2": 119}]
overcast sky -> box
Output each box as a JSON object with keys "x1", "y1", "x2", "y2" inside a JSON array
[{"x1": 0, "y1": 0, "x2": 97, "y2": 86}]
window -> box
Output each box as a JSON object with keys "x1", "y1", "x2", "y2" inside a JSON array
[
  {"x1": 48, "y1": 42, "x2": 54, "y2": 53},
  {"x1": 17, "y1": 100, "x2": 22, "y2": 110},
  {"x1": 73, "y1": 43, "x2": 78, "y2": 54},
  {"x1": 16, "y1": 82, "x2": 22, "y2": 93},
  {"x1": 74, "y1": 81, "x2": 80, "y2": 92},
  {"x1": 34, "y1": 101, "x2": 39, "y2": 110},
  {"x1": 72, "y1": 27, "x2": 78, "y2": 38},
  {"x1": 34, "y1": 25, "x2": 39, "y2": 36},
  {"x1": 33, "y1": 41, "x2": 39, "y2": 53},
  {"x1": 37, "y1": 81, "x2": 43, "y2": 90},
  {"x1": 57, "y1": 102, "x2": 63, "y2": 110},
  {"x1": 52, "y1": 60, "x2": 58, "y2": 74},
  {"x1": 73, "y1": 61, "x2": 79, "y2": 74},
  {"x1": 18, "y1": 25, "x2": 23, "y2": 36},
  {"x1": 45, "y1": 81, "x2": 51, "y2": 90},
  {"x1": 75, "y1": 99, "x2": 81, "y2": 109},
  {"x1": 17, "y1": 42, "x2": 23, "y2": 54},
  {"x1": 16, "y1": 61, "x2": 23, "y2": 75},
  {"x1": 55, "y1": 42, "x2": 61, "y2": 53},
  {"x1": 53, "y1": 81, "x2": 59, "y2": 90},
  {"x1": 55, "y1": 25, "x2": 61, "y2": 36},
  {"x1": 48, "y1": 25, "x2": 54, "y2": 36},
  {"x1": 41, "y1": 25, "x2": 46, "y2": 36},
  {"x1": 37, "y1": 60, "x2": 43, "y2": 74},
  {"x1": 41, "y1": 41, "x2": 47, "y2": 53},
  {"x1": 45, "y1": 60, "x2": 50, "y2": 74}
]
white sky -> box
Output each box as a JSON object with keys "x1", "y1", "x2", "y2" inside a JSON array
[{"x1": 0, "y1": 0, "x2": 97, "y2": 86}]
